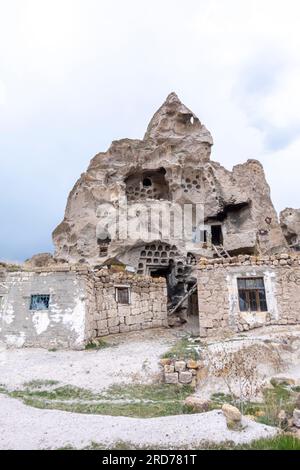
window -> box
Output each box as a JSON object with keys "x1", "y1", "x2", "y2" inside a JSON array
[
  {"x1": 115, "y1": 287, "x2": 130, "y2": 305},
  {"x1": 0, "y1": 296, "x2": 3, "y2": 309},
  {"x1": 237, "y1": 278, "x2": 267, "y2": 312},
  {"x1": 30, "y1": 295, "x2": 50, "y2": 310},
  {"x1": 97, "y1": 236, "x2": 111, "y2": 257}
]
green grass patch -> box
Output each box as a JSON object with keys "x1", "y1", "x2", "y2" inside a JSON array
[
  {"x1": 21, "y1": 397, "x2": 194, "y2": 418},
  {"x1": 161, "y1": 337, "x2": 200, "y2": 361},
  {"x1": 6, "y1": 380, "x2": 195, "y2": 418},
  {"x1": 85, "y1": 338, "x2": 111, "y2": 350},
  {"x1": 58, "y1": 435, "x2": 300, "y2": 450},
  {"x1": 23, "y1": 379, "x2": 60, "y2": 389}
]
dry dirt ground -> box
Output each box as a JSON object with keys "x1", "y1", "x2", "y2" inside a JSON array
[
  {"x1": 2, "y1": 326, "x2": 299, "y2": 450},
  {"x1": 0, "y1": 329, "x2": 176, "y2": 392}
]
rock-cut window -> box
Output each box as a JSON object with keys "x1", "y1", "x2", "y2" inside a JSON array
[
  {"x1": 30, "y1": 294, "x2": 50, "y2": 311},
  {"x1": 237, "y1": 278, "x2": 267, "y2": 312}
]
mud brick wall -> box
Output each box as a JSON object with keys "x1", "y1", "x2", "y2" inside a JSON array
[
  {"x1": 88, "y1": 270, "x2": 168, "y2": 338},
  {"x1": 197, "y1": 253, "x2": 300, "y2": 338}
]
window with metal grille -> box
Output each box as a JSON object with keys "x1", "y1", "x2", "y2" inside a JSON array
[
  {"x1": 30, "y1": 295, "x2": 50, "y2": 310},
  {"x1": 115, "y1": 287, "x2": 130, "y2": 305},
  {"x1": 237, "y1": 278, "x2": 267, "y2": 312}
]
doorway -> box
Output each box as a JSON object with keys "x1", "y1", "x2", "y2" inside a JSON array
[{"x1": 211, "y1": 224, "x2": 223, "y2": 245}]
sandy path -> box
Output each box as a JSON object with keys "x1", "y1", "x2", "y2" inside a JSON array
[{"x1": 0, "y1": 395, "x2": 277, "y2": 450}]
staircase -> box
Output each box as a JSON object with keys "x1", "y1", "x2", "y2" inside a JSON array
[
  {"x1": 168, "y1": 282, "x2": 197, "y2": 316},
  {"x1": 212, "y1": 244, "x2": 231, "y2": 259}
]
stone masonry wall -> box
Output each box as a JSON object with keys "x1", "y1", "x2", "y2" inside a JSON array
[
  {"x1": 87, "y1": 270, "x2": 168, "y2": 338},
  {"x1": 0, "y1": 265, "x2": 90, "y2": 349},
  {"x1": 197, "y1": 253, "x2": 300, "y2": 338}
]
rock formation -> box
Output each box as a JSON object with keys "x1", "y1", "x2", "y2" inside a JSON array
[
  {"x1": 52, "y1": 93, "x2": 287, "y2": 314},
  {"x1": 280, "y1": 208, "x2": 300, "y2": 251}
]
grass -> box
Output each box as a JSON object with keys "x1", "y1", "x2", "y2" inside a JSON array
[
  {"x1": 161, "y1": 337, "x2": 201, "y2": 361},
  {"x1": 58, "y1": 435, "x2": 300, "y2": 450},
  {"x1": 85, "y1": 338, "x2": 111, "y2": 350},
  {"x1": 209, "y1": 383, "x2": 299, "y2": 429},
  {"x1": 4, "y1": 380, "x2": 195, "y2": 418}
]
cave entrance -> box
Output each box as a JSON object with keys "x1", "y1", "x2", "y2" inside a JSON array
[
  {"x1": 211, "y1": 224, "x2": 223, "y2": 245},
  {"x1": 149, "y1": 263, "x2": 173, "y2": 302}
]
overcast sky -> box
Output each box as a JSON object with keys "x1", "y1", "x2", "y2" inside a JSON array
[{"x1": 1, "y1": 0, "x2": 300, "y2": 262}]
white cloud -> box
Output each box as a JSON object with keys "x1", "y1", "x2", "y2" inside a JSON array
[{"x1": 0, "y1": 0, "x2": 300, "y2": 259}]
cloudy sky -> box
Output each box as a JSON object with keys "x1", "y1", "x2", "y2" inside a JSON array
[{"x1": 1, "y1": 0, "x2": 300, "y2": 262}]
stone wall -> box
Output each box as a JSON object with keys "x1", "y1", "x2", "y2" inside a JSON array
[
  {"x1": 197, "y1": 253, "x2": 300, "y2": 337},
  {"x1": 0, "y1": 265, "x2": 169, "y2": 348},
  {"x1": 86, "y1": 270, "x2": 168, "y2": 338},
  {"x1": 0, "y1": 265, "x2": 90, "y2": 349}
]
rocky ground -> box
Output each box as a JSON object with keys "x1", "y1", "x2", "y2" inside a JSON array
[{"x1": 1, "y1": 326, "x2": 300, "y2": 450}]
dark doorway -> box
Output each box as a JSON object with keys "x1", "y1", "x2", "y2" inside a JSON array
[
  {"x1": 211, "y1": 225, "x2": 223, "y2": 245},
  {"x1": 149, "y1": 261, "x2": 175, "y2": 303}
]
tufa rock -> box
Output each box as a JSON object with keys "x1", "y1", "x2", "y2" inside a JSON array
[
  {"x1": 53, "y1": 92, "x2": 287, "y2": 270},
  {"x1": 222, "y1": 403, "x2": 242, "y2": 430}
]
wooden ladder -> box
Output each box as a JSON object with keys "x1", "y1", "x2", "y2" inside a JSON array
[
  {"x1": 168, "y1": 282, "x2": 197, "y2": 316},
  {"x1": 212, "y1": 244, "x2": 231, "y2": 258}
]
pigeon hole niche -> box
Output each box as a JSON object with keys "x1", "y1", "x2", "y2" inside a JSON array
[
  {"x1": 136, "y1": 242, "x2": 192, "y2": 307},
  {"x1": 125, "y1": 168, "x2": 170, "y2": 202}
]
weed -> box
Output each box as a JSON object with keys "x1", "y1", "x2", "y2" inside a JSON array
[
  {"x1": 85, "y1": 339, "x2": 111, "y2": 350},
  {"x1": 161, "y1": 337, "x2": 200, "y2": 361}
]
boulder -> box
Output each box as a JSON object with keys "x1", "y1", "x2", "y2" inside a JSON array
[
  {"x1": 222, "y1": 404, "x2": 242, "y2": 430},
  {"x1": 271, "y1": 377, "x2": 295, "y2": 387},
  {"x1": 184, "y1": 396, "x2": 211, "y2": 411}
]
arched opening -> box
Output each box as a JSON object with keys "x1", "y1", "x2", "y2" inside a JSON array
[{"x1": 143, "y1": 177, "x2": 152, "y2": 187}]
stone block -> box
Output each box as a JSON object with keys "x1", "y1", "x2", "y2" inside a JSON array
[
  {"x1": 165, "y1": 372, "x2": 179, "y2": 384},
  {"x1": 179, "y1": 371, "x2": 193, "y2": 384},
  {"x1": 108, "y1": 317, "x2": 119, "y2": 328},
  {"x1": 174, "y1": 361, "x2": 186, "y2": 372}
]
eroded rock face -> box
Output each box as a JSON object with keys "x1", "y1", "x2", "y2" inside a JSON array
[
  {"x1": 24, "y1": 253, "x2": 56, "y2": 268},
  {"x1": 53, "y1": 92, "x2": 287, "y2": 272},
  {"x1": 280, "y1": 208, "x2": 300, "y2": 250}
]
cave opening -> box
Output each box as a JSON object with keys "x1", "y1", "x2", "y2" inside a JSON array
[{"x1": 211, "y1": 225, "x2": 223, "y2": 245}]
